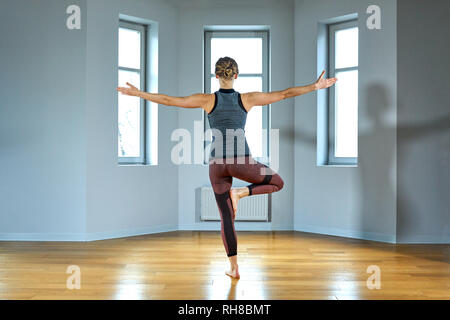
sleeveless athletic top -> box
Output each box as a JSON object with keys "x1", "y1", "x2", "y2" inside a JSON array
[{"x1": 207, "y1": 88, "x2": 251, "y2": 159}]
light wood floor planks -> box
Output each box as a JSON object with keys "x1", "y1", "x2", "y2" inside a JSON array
[{"x1": 0, "y1": 231, "x2": 449, "y2": 300}]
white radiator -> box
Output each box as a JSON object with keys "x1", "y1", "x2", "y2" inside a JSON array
[{"x1": 200, "y1": 187, "x2": 269, "y2": 221}]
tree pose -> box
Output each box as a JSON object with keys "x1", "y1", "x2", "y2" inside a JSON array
[{"x1": 117, "y1": 56, "x2": 337, "y2": 279}]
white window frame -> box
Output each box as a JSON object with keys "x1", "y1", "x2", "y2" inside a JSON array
[
  {"x1": 118, "y1": 20, "x2": 147, "y2": 164},
  {"x1": 328, "y1": 19, "x2": 358, "y2": 165},
  {"x1": 203, "y1": 30, "x2": 270, "y2": 165}
]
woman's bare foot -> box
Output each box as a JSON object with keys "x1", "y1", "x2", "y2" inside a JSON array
[
  {"x1": 229, "y1": 187, "x2": 249, "y2": 218},
  {"x1": 226, "y1": 255, "x2": 240, "y2": 279},
  {"x1": 229, "y1": 189, "x2": 239, "y2": 218},
  {"x1": 225, "y1": 264, "x2": 240, "y2": 279}
]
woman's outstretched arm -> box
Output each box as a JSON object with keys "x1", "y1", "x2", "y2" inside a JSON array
[
  {"x1": 117, "y1": 82, "x2": 211, "y2": 110},
  {"x1": 243, "y1": 70, "x2": 337, "y2": 111}
]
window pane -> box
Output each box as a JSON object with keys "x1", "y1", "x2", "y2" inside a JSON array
[
  {"x1": 210, "y1": 37, "x2": 262, "y2": 74},
  {"x1": 210, "y1": 76, "x2": 264, "y2": 157},
  {"x1": 119, "y1": 27, "x2": 141, "y2": 69},
  {"x1": 118, "y1": 70, "x2": 141, "y2": 157},
  {"x1": 334, "y1": 70, "x2": 358, "y2": 158},
  {"x1": 335, "y1": 27, "x2": 358, "y2": 69}
]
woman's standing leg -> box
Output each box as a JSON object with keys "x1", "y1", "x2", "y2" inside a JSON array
[{"x1": 209, "y1": 159, "x2": 240, "y2": 278}]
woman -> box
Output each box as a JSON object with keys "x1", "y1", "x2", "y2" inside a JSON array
[{"x1": 117, "y1": 56, "x2": 337, "y2": 279}]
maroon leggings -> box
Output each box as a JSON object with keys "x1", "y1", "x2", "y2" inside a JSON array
[{"x1": 208, "y1": 156, "x2": 284, "y2": 257}]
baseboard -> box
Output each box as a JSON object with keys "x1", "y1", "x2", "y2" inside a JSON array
[
  {"x1": 179, "y1": 222, "x2": 271, "y2": 231},
  {"x1": 0, "y1": 232, "x2": 87, "y2": 242},
  {"x1": 0, "y1": 224, "x2": 178, "y2": 242},
  {"x1": 3, "y1": 225, "x2": 445, "y2": 244},
  {"x1": 269, "y1": 224, "x2": 294, "y2": 231},
  {"x1": 294, "y1": 224, "x2": 396, "y2": 243},
  {"x1": 179, "y1": 221, "x2": 289, "y2": 231},
  {"x1": 85, "y1": 224, "x2": 178, "y2": 241},
  {"x1": 396, "y1": 235, "x2": 450, "y2": 244},
  {"x1": 8, "y1": 224, "x2": 427, "y2": 243}
]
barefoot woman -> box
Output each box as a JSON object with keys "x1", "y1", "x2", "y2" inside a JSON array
[{"x1": 117, "y1": 56, "x2": 337, "y2": 279}]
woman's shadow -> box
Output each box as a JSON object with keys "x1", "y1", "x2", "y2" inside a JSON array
[{"x1": 283, "y1": 83, "x2": 450, "y2": 257}]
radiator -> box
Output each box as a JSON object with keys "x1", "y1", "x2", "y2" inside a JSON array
[{"x1": 200, "y1": 187, "x2": 269, "y2": 221}]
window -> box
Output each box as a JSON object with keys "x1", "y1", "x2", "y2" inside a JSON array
[
  {"x1": 118, "y1": 21, "x2": 146, "y2": 164},
  {"x1": 204, "y1": 30, "x2": 270, "y2": 164},
  {"x1": 328, "y1": 20, "x2": 358, "y2": 165}
]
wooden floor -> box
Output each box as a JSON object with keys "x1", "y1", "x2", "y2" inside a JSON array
[{"x1": 0, "y1": 231, "x2": 449, "y2": 300}]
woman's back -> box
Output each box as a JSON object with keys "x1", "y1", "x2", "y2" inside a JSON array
[{"x1": 207, "y1": 88, "x2": 251, "y2": 159}]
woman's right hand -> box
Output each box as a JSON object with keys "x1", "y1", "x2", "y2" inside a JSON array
[{"x1": 117, "y1": 82, "x2": 140, "y2": 97}]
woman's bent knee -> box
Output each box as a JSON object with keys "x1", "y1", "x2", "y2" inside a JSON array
[{"x1": 273, "y1": 174, "x2": 284, "y2": 191}]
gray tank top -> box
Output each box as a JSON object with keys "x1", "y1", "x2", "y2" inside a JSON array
[{"x1": 207, "y1": 88, "x2": 251, "y2": 159}]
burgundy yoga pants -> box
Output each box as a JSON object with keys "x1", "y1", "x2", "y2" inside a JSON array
[{"x1": 208, "y1": 155, "x2": 284, "y2": 257}]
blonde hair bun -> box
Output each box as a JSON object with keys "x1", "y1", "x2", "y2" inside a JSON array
[{"x1": 215, "y1": 57, "x2": 239, "y2": 80}]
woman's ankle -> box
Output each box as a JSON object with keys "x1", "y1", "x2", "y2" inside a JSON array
[
  {"x1": 228, "y1": 255, "x2": 238, "y2": 268},
  {"x1": 238, "y1": 187, "x2": 249, "y2": 198}
]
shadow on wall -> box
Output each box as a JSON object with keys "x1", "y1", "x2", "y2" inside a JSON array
[
  {"x1": 364, "y1": 84, "x2": 450, "y2": 243},
  {"x1": 396, "y1": 102, "x2": 450, "y2": 244},
  {"x1": 282, "y1": 83, "x2": 450, "y2": 243},
  {"x1": 358, "y1": 84, "x2": 396, "y2": 239}
]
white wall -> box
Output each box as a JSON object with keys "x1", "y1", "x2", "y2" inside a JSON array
[
  {"x1": 293, "y1": 0, "x2": 398, "y2": 242},
  {"x1": 396, "y1": 0, "x2": 450, "y2": 243},
  {"x1": 174, "y1": 0, "x2": 296, "y2": 231},
  {"x1": 0, "y1": 0, "x2": 88, "y2": 240},
  {"x1": 3, "y1": 0, "x2": 447, "y2": 244},
  {"x1": 85, "y1": 0, "x2": 180, "y2": 240},
  {"x1": 0, "y1": 0, "x2": 180, "y2": 240}
]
